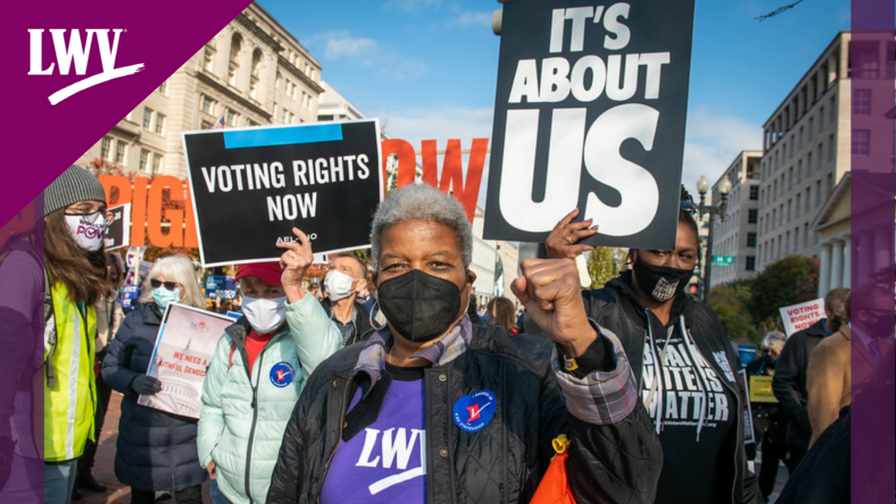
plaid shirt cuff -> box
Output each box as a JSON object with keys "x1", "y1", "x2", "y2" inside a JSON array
[{"x1": 551, "y1": 322, "x2": 638, "y2": 425}]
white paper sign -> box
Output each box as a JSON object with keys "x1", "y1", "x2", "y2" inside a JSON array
[
  {"x1": 779, "y1": 298, "x2": 826, "y2": 337},
  {"x1": 138, "y1": 303, "x2": 233, "y2": 418}
]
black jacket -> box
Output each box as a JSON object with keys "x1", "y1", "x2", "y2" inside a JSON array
[
  {"x1": 267, "y1": 325, "x2": 662, "y2": 504},
  {"x1": 745, "y1": 355, "x2": 787, "y2": 447},
  {"x1": 774, "y1": 406, "x2": 850, "y2": 504},
  {"x1": 770, "y1": 319, "x2": 828, "y2": 450},
  {"x1": 320, "y1": 297, "x2": 373, "y2": 345},
  {"x1": 582, "y1": 271, "x2": 761, "y2": 504},
  {"x1": 101, "y1": 303, "x2": 207, "y2": 492}
]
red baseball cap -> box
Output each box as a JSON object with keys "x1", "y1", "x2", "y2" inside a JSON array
[{"x1": 235, "y1": 261, "x2": 283, "y2": 287}]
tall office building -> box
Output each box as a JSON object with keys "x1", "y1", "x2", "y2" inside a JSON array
[
  {"x1": 709, "y1": 151, "x2": 762, "y2": 287},
  {"x1": 76, "y1": 3, "x2": 324, "y2": 178},
  {"x1": 757, "y1": 31, "x2": 855, "y2": 270}
]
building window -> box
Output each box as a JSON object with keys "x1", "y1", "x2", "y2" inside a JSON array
[
  {"x1": 139, "y1": 149, "x2": 149, "y2": 171},
  {"x1": 152, "y1": 154, "x2": 162, "y2": 174},
  {"x1": 826, "y1": 173, "x2": 834, "y2": 195},
  {"x1": 746, "y1": 256, "x2": 756, "y2": 271},
  {"x1": 852, "y1": 129, "x2": 871, "y2": 156},
  {"x1": 201, "y1": 120, "x2": 212, "y2": 130},
  {"x1": 225, "y1": 107, "x2": 238, "y2": 126},
  {"x1": 250, "y1": 49, "x2": 263, "y2": 100},
  {"x1": 201, "y1": 94, "x2": 215, "y2": 114},
  {"x1": 796, "y1": 194, "x2": 801, "y2": 217},
  {"x1": 828, "y1": 134, "x2": 835, "y2": 161},
  {"x1": 748, "y1": 209, "x2": 758, "y2": 224},
  {"x1": 228, "y1": 33, "x2": 242, "y2": 87},
  {"x1": 794, "y1": 227, "x2": 800, "y2": 251},
  {"x1": 747, "y1": 232, "x2": 757, "y2": 247},
  {"x1": 100, "y1": 136, "x2": 112, "y2": 160},
  {"x1": 154, "y1": 113, "x2": 166, "y2": 135},
  {"x1": 806, "y1": 187, "x2": 811, "y2": 212},
  {"x1": 804, "y1": 224, "x2": 810, "y2": 248},
  {"x1": 853, "y1": 89, "x2": 872, "y2": 115},
  {"x1": 749, "y1": 186, "x2": 759, "y2": 200},
  {"x1": 158, "y1": 80, "x2": 168, "y2": 95},
  {"x1": 143, "y1": 107, "x2": 153, "y2": 129},
  {"x1": 818, "y1": 106, "x2": 824, "y2": 130},
  {"x1": 829, "y1": 96, "x2": 836, "y2": 122},
  {"x1": 114, "y1": 140, "x2": 126, "y2": 164},
  {"x1": 815, "y1": 181, "x2": 822, "y2": 207},
  {"x1": 808, "y1": 118, "x2": 814, "y2": 139},
  {"x1": 817, "y1": 145, "x2": 823, "y2": 170}
]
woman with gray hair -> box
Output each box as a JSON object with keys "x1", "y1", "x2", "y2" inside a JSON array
[
  {"x1": 745, "y1": 331, "x2": 789, "y2": 501},
  {"x1": 268, "y1": 184, "x2": 661, "y2": 504},
  {"x1": 101, "y1": 254, "x2": 208, "y2": 504}
]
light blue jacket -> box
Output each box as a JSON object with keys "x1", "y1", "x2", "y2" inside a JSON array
[{"x1": 197, "y1": 295, "x2": 339, "y2": 504}]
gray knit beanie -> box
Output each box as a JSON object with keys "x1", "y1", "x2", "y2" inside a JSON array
[{"x1": 44, "y1": 165, "x2": 107, "y2": 216}]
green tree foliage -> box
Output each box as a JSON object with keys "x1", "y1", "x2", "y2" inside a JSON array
[
  {"x1": 709, "y1": 280, "x2": 759, "y2": 344},
  {"x1": 747, "y1": 255, "x2": 819, "y2": 332},
  {"x1": 587, "y1": 247, "x2": 626, "y2": 290}
]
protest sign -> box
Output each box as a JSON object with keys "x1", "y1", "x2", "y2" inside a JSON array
[
  {"x1": 740, "y1": 369, "x2": 756, "y2": 445},
  {"x1": 204, "y1": 274, "x2": 236, "y2": 300},
  {"x1": 138, "y1": 303, "x2": 233, "y2": 419},
  {"x1": 483, "y1": 0, "x2": 695, "y2": 249},
  {"x1": 748, "y1": 375, "x2": 778, "y2": 404},
  {"x1": 118, "y1": 284, "x2": 139, "y2": 311},
  {"x1": 103, "y1": 203, "x2": 131, "y2": 251},
  {"x1": 779, "y1": 298, "x2": 826, "y2": 337},
  {"x1": 183, "y1": 120, "x2": 384, "y2": 267}
]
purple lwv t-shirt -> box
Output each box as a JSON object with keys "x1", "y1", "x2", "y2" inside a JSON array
[{"x1": 320, "y1": 372, "x2": 426, "y2": 503}]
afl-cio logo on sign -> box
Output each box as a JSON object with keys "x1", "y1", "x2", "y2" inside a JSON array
[{"x1": 27, "y1": 29, "x2": 145, "y2": 105}]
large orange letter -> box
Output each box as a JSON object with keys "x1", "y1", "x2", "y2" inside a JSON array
[
  {"x1": 130, "y1": 177, "x2": 148, "y2": 246},
  {"x1": 146, "y1": 176, "x2": 184, "y2": 248},
  {"x1": 381, "y1": 139, "x2": 417, "y2": 192},
  {"x1": 438, "y1": 138, "x2": 488, "y2": 223},
  {"x1": 98, "y1": 175, "x2": 132, "y2": 207}
]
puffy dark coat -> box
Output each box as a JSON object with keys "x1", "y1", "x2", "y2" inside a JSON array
[
  {"x1": 582, "y1": 271, "x2": 762, "y2": 504},
  {"x1": 101, "y1": 302, "x2": 207, "y2": 492},
  {"x1": 267, "y1": 325, "x2": 663, "y2": 504},
  {"x1": 771, "y1": 319, "x2": 828, "y2": 450}
]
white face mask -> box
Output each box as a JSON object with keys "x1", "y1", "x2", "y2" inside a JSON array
[
  {"x1": 65, "y1": 212, "x2": 107, "y2": 251},
  {"x1": 324, "y1": 270, "x2": 358, "y2": 302},
  {"x1": 241, "y1": 295, "x2": 287, "y2": 334}
]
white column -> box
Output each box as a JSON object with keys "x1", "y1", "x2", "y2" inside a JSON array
[
  {"x1": 842, "y1": 235, "x2": 851, "y2": 288},
  {"x1": 830, "y1": 240, "x2": 844, "y2": 290},
  {"x1": 874, "y1": 227, "x2": 891, "y2": 278},
  {"x1": 818, "y1": 244, "x2": 832, "y2": 297}
]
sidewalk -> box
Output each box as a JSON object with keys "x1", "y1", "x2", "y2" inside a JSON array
[{"x1": 80, "y1": 394, "x2": 211, "y2": 504}]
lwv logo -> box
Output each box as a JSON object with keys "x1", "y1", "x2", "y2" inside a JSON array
[{"x1": 28, "y1": 29, "x2": 145, "y2": 105}]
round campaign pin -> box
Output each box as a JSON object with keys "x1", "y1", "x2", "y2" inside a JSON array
[
  {"x1": 269, "y1": 362, "x2": 296, "y2": 388},
  {"x1": 452, "y1": 389, "x2": 497, "y2": 433}
]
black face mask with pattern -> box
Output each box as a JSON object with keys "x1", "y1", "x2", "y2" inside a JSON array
[
  {"x1": 377, "y1": 269, "x2": 463, "y2": 343},
  {"x1": 632, "y1": 255, "x2": 693, "y2": 302}
]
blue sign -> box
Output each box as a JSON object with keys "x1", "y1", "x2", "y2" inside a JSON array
[
  {"x1": 118, "y1": 284, "x2": 140, "y2": 310},
  {"x1": 269, "y1": 361, "x2": 296, "y2": 388},
  {"x1": 205, "y1": 275, "x2": 236, "y2": 300},
  {"x1": 452, "y1": 389, "x2": 497, "y2": 433}
]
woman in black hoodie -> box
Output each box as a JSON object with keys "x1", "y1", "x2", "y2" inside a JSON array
[{"x1": 547, "y1": 207, "x2": 762, "y2": 504}]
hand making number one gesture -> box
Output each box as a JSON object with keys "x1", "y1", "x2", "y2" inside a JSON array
[
  {"x1": 275, "y1": 227, "x2": 315, "y2": 303},
  {"x1": 511, "y1": 258, "x2": 598, "y2": 358}
]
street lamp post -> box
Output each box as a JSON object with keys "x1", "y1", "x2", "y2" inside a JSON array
[{"x1": 696, "y1": 174, "x2": 731, "y2": 303}]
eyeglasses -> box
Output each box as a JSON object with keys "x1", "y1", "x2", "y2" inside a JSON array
[{"x1": 150, "y1": 279, "x2": 180, "y2": 291}]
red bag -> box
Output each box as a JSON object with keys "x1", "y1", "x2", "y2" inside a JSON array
[{"x1": 529, "y1": 435, "x2": 577, "y2": 504}]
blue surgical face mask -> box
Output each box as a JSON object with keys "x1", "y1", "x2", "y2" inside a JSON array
[{"x1": 152, "y1": 286, "x2": 181, "y2": 310}]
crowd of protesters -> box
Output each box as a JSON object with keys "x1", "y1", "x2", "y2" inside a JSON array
[{"x1": 0, "y1": 164, "x2": 892, "y2": 504}]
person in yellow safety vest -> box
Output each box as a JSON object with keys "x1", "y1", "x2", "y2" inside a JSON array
[{"x1": 41, "y1": 165, "x2": 110, "y2": 504}]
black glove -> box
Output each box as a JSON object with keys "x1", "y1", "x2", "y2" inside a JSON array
[{"x1": 130, "y1": 375, "x2": 162, "y2": 395}]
